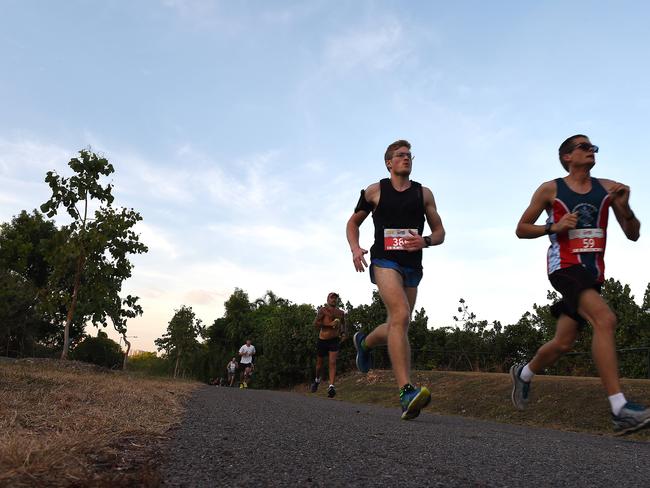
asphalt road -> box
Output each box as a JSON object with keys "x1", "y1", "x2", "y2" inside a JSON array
[{"x1": 160, "y1": 386, "x2": 650, "y2": 487}]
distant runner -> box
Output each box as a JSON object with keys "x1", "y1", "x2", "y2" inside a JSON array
[
  {"x1": 238, "y1": 339, "x2": 255, "y2": 388},
  {"x1": 511, "y1": 134, "x2": 649, "y2": 435},
  {"x1": 227, "y1": 357, "x2": 237, "y2": 387},
  {"x1": 311, "y1": 292, "x2": 347, "y2": 398},
  {"x1": 346, "y1": 139, "x2": 445, "y2": 420}
]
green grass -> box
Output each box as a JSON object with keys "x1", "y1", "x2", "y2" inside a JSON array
[{"x1": 300, "y1": 369, "x2": 650, "y2": 439}]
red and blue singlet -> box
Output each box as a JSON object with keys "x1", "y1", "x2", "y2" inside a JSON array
[{"x1": 546, "y1": 177, "x2": 610, "y2": 283}]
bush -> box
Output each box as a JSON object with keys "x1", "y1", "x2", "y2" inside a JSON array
[
  {"x1": 72, "y1": 331, "x2": 123, "y2": 369},
  {"x1": 128, "y1": 351, "x2": 172, "y2": 377}
]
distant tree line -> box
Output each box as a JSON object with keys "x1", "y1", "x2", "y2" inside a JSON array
[
  {"x1": 2, "y1": 150, "x2": 648, "y2": 383},
  {"x1": 152, "y1": 281, "x2": 650, "y2": 387}
]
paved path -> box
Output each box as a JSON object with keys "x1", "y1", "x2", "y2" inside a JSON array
[{"x1": 160, "y1": 386, "x2": 650, "y2": 487}]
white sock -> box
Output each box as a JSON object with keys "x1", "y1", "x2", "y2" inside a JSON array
[
  {"x1": 609, "y1": 393, "x2": 627, "y2": 416},
  {"x1": 520, "y1": 364, "x2": 535, "y2": 383},
  {"x1": 329, "y1": 384, "x2": 335, "y2": 388}
]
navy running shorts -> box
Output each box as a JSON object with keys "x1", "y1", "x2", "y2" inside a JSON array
[{"x1": 370, "y1": 258, "x2": 423, "y2": 287}]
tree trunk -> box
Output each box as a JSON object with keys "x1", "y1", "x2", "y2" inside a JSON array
[
  {"x1": 174, "y1": 352, "x2": 181, "y2": 378},
  {"x1": 122, "y1": 335, "x2": 131, "y2": 370},
  {"x1": 61, "y1": 253, "x2": 85, "y2": 360}
]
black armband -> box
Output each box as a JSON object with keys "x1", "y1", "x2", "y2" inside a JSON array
[{"x1": 354, "y1": 190, "x2": 373, "y2": 214}]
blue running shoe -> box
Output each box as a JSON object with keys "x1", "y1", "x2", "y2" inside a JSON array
[
  {"x1": 612, "y1": 402, "x2": 650, "y2": 435},
  {"x1": 510, "y1": 363, "x2": 530, "y2": 411},
  {"x1": 353, "y1": 332, "x2": 372, "y2": 373},
  {"x1": 400, "y1": 386, "x2": 431, "y2": 420}
]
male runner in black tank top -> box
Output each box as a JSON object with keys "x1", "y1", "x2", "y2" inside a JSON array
[
  {"x1": 511, "y1": 134, "x2": 649, "y2": 434},
  {"x1": 345, "y1": 139, "x2": 445, "y2": 420}
]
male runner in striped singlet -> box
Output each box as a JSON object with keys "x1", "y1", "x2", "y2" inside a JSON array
[
  {"x1": 511, "y1": 134, "x2": 649, "y2": 434},
  {"x1": 346, "y1": 139, "x2": 445, "y2": 420}
]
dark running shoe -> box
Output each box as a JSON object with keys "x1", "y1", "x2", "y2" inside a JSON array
[
  {"x1": 327, "y1": 385, "x2": 336, "y2": 398},
  {"x1": 400, "y1": 386, "x2": 431, "y2": 420},
  {"x1": 612, "y1": 402, "x2": 650, "y2": 435},
  {"x1": 510, "y1": 363, "x2": 530, "y2": 411},
  {"x1": 310, "y1": 380, "x2": 319, "y2": 393},
  {"x1": 353, "y1": 332, "x2": 372, "y2": 373}
]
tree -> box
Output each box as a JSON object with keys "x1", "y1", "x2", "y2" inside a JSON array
[
  {"x1": 40, "y1": 149, "x2": 147, "y2": 358},
  {"x1": 155, "y1": 306, "x2": 204, "y2": 378},
  {"x1": 106, "y1": 294, "x2": 143, "y2": 369},
  {"x1": 0, "y1": 210, "x2": 68, "y2": 356}
]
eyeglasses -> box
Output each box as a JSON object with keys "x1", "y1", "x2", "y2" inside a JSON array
[
  {"x1": 571, "y1": 142, "x2": 599, "y2": 153},
  {"x1": 392, "y1": 152, "x2": 414, "y2": 161}
]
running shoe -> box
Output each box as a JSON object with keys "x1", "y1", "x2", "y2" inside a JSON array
[
  {"x1": 510, "y1": 363, "x2": 530, "y2": 411},
  {"x1": 400, "y1": 386, "x2": 431, "y2": 420},
  {"x1": 327, "y1": 385, "x2": 336, "y2": 398},
  {"x1": 353, "y1": 331, "x2": 372, "y2": 373},
  {"x1": 310, "y1": 380, "x2": 319, "y2": 393},
  {"x1": 612, "y1": 402, "x2": 650, "y2": 435}
]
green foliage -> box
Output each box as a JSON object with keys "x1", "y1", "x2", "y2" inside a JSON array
[
  {"x1": 71, "y1": 330, "x2": 123, "y2": 369},
  {"x1": 128, "y1": 351, "x2": 173, "y2": 377},
  {"x1": 156, "y1": 278, "x2": 650, "y2": 385},
  {"x1": 253, "y1": 301, "x2": 316, "y2": 387},
  {"x1": 0, "y1": 210, "x2": 84, "y2": 355},
  {"x1": 155, "y1": 306, "x2": 204, "y2": 378},
  {"x1": 39, "y1": 149, "x2": 147, "y2": 358},
  {"x1": 0, "y1": 210, "x2": 56, "y2": 288}
]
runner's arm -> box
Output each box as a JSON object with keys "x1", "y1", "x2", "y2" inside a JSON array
[
  {"x1": 403, "y1": 187, "x2": 444, "y2": 251},
  {"x1": 423, "y1": 187, "x2": 445, "y2": 246},
  {"x1": 346, "y1": 183, "x2": 378, "y2": 272},
  {"x1": 516, "y1": 181, "x2": 565, "y2": 238},
  {"x1": 339, "y1": 313, "x2": 348, "y2": 339},
  {"x1": 601, "y1": 179, "x2": 640, "y2": 241},
  {"x1": 313, "y1": 307, "x2": 325, "y2": 329}
]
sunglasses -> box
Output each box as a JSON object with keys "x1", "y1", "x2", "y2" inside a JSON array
[
  {"x1": 392, "y1": 152, "x2": 414, "y2": 160},
  {"x1": 571, "y1": 142, "x2": 599, "y2": 153}
]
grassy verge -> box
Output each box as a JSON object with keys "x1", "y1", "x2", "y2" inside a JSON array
[
  {"x1": 0, "y1": 358, "x2": 199, "y2": 487},
  {"x1": 301, "y1": 369, "x2": 650, "y2": 439}
]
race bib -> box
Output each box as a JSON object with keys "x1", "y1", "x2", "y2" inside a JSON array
[
  {"x1": 384, "y1": 228, "x2": 418, "y2": 250},
  {"x1": 568, "y1": 228, "x2": 605, "y2": 253}
]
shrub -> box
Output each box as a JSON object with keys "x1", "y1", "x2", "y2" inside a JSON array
[{"x1": 72, "y1": 331, "x2": 123, "y2": 369}]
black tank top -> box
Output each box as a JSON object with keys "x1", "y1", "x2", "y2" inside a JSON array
[{"x1": 370, "y1": 178, "x2": 425, "y2": 269}]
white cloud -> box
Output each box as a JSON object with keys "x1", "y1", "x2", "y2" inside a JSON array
[
  {"x1": 136, "y1": 222, "x2": 180, "y2": 260},
  {"x1": 323, "y1": 24, "x2": 410, "y2": 73},
  {"x1": 0, "y1": 137, "x2": 71, "y2": 175},
  {"x1": 161, "y1": 0, "x2": 220, "y2": 19}
]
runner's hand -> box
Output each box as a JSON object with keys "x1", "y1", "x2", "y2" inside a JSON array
[
  {"x1": 404, "y1": 230, "x2": 425, "y2": 252},
  {"x1": 351, "y1": 246, "x2": 368, "y2": 272},
  {"x1": 609, "y1": 182, "x2": 630, "y2": 207},
  {"x1": 555, "y1": 212, "x2": 578, "y2": 233}
]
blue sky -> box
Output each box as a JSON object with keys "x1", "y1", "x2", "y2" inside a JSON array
[{"x1": 1, "y1": 1, "x2": 649, "y2": 352}]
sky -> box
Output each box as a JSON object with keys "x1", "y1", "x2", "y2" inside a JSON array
[{"x1": 1, "y1": 1, "x2": 649, "y2": 353}]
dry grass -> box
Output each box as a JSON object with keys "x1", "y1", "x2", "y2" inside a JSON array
[
  {"x1": 303, "y1": 369, "x2": 650, "y2": 440},
  {"x1": 0, "y1": 358, "x2": 199, "y2": 487}
]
